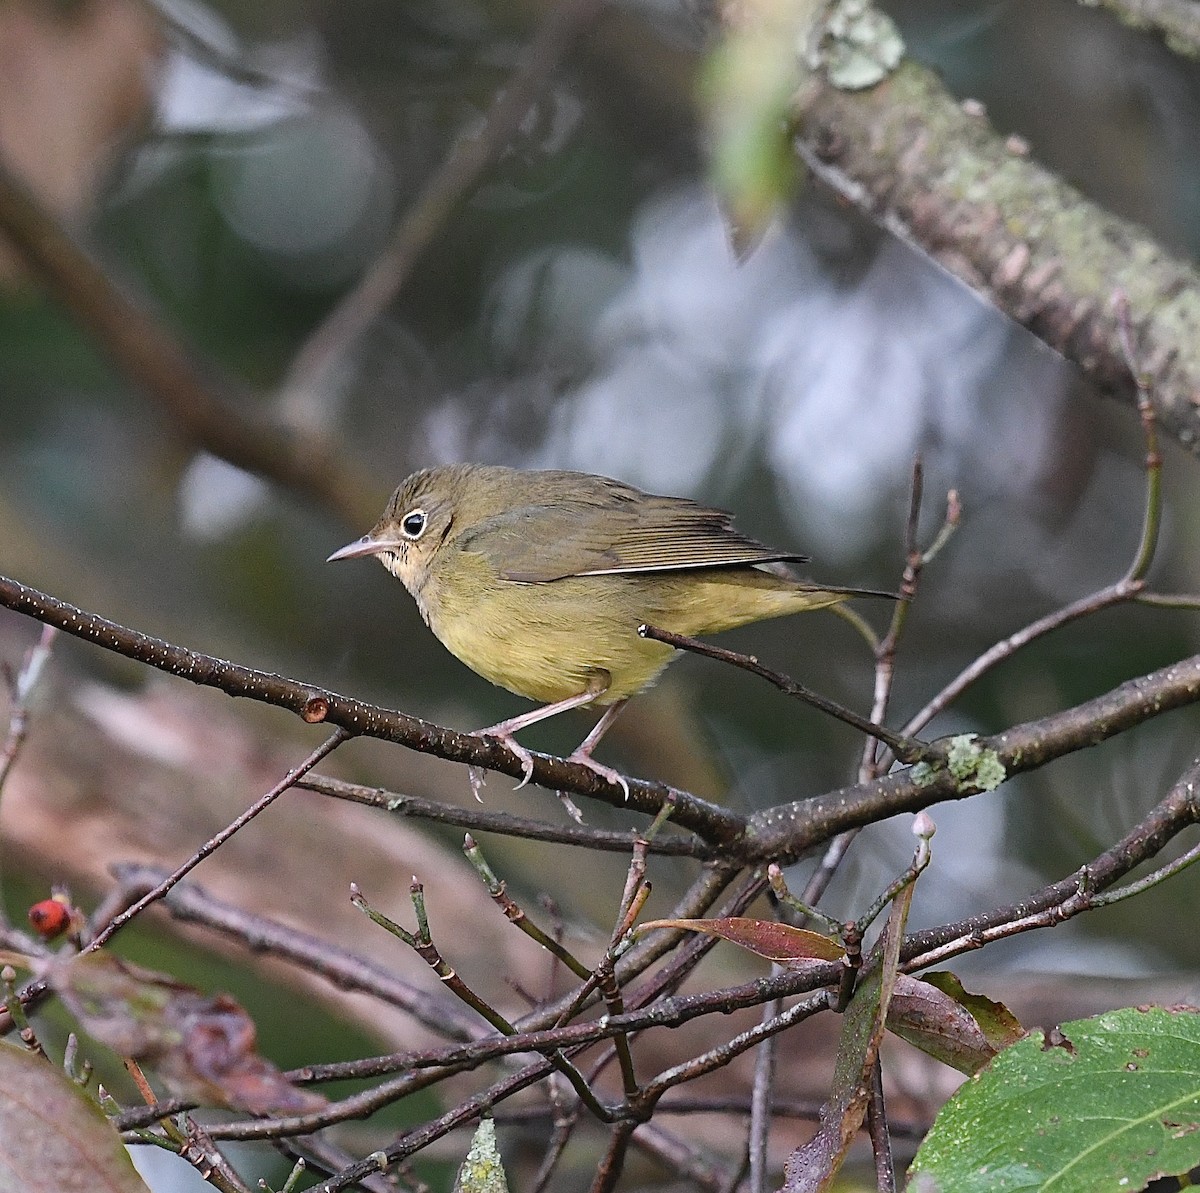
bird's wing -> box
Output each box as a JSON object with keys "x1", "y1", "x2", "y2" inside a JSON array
[{"x1": 456, "y1": 491, "x2": 806, "y2": 583}]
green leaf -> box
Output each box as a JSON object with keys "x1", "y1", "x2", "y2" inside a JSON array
[
  {"x1": 0, "y1": 1041, "x2": 152, "y2": 1193},
  {"x1": 909, "y1": 1005, "x2": 1200, "y2": 1192},
  {"x1": 698, "y1": 0, "x2": 822, "y2": 250}
]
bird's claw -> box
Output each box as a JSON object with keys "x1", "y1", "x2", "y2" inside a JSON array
[
  {"x1": 468, "y1": 727, "x2": 626, "y2": 801},
  {"x1": 469, "y1": 729, "x2": 535, "y2": 791},
  {"x1": 557, "y1": 790, "x2": 587, "y2": 824},
  {"x1": 509, "y1": 739, "x2": 536, "y2": 790},
  {"x1": 467, "y1": 765, "x2": 487, "y2": 802},
  {"x1": 567, "y1": 751, "x2": 631, "y2": 801}
]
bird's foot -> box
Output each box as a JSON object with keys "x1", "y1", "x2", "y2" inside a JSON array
[
  {"x1": 557, "y1": 790, "x2": 587, "y2": 824},
  {"x1": 566, "y1": 749, "x2": 631, "y2": 801},
  {"x1": 467, "y1": 765, "x2": 487, "y2": 802},
  {"x1": 469, "y1": 728, "x2": 536, "y2": 791}
]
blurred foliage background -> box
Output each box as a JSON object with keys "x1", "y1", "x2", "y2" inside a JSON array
[{"x1": 4, "y1": 0, "x2": 1200, "y2": 1187}]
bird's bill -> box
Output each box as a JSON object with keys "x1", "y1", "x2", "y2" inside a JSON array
[{"x1": 326, "y1": 535, "x2": 404, "y2": 563}]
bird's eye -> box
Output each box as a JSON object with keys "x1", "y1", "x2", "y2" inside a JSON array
[{"x1": 401, "y1": 509, "x2": 427, "y2": 538}]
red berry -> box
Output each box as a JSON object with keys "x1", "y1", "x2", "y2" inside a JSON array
[{"x1": 28, "y1": 898, "x2": 70, "y2": 939}]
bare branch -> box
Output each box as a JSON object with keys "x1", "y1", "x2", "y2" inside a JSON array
[
  {"x1": 108, "y1": 863, "x2": 484, "y2": 1042},
  {"x1": 748, "y1": 653, "x2": 1200, "y2": 862},
  {"x1": 0, "y1": 572, "x2": 745, "y2": 840},
  {"x1": 0, "y1": 154, "x2": 378, "y2": 528},
  {"x1": 302, "y1": 774, "x2": 714, "y2": 856},
  {"x1": 279, "y1": 0, "x2": 609, "y2": 408}
]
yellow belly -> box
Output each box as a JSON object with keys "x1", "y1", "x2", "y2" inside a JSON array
[{"x1": 420, "y1": 561, "x2": 846, "y2": 705}]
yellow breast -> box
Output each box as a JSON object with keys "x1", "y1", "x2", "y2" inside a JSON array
[{"x1": 417, "y1": 554, "x2": 845, "y2": 705}]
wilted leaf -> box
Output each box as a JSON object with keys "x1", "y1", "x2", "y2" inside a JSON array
[
  {"x1": 888, "y1": 973, "x2": 1024, "y2": 1076},
  {"x1": 51, "y1": 953, "x2": 324, "y2": 1116},
  {"x1": 51, "y1": 953, "x2": 189, "y2": 1057},
  {"x1": 0, "y1": 1040, "x2": 152, "y2": 1193},
  {"x1": 640, "y1": 917, "x2": 844, "y2": 964},
  {"x1": 922, "y1": 972, "x2": 1025, "y2": 1051},
  {"x1": 910, "y1": 1004, "x2": 1200, "y2": 1192},
  {"x1": 782, "y1": 881, "x2": 913, "y2": 1192}
]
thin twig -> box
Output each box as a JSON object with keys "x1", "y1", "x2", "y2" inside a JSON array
[
  {"x1": 90, "y1": 729, "x2": 349, "y2": 953},
  {"x1": 897, "y1": 298, "x2": 1163, "y2": 747},
  {"x1": 1, "y1": 731, "x2": 348, "y2": 1033},
  {"x1": 0, "y1": 624, "x2": 56, "y2": 795},
  {"x1": 629, "y1": 1120, "x2": 732, "y2": 1192},
  {"x1": 529, "y1": 1094, "x2": 579, "y2": 1193},
  {"x1": 1089, "y1": 838, "x2": 1200, "y2": 907},
  {"x1": 279, "y1": 0, "x2": 609, "y2": 410},
  {"x1": 463, "y1": 834, "x2": 592, "y2": 979},
  {"x1": 653, "y1": 1093, "x2": 927, "y2": 1137},
  {"x1": 589, "y1": 1119, "x2": 637, "y2": 1193},
  {"x1": 866, "y1": 1054, "x2": 896, "y2": 1192},
  {"x1": 302, "y1": 774, "x2": 713, "y2": 855},
  {"x1": 636, "y1": 991, "x2": 830, "y2": 1107},
  {"x1": 899, "y1": 579, "x2": 1145, "y2": 744},
  {"x1": 805, "y1": 462, "x2": 957, "y2": 914},
  {"x1": 182, "y1": 1118, "x2": 256, "y2": 1193},
  {"x1": 901, "y1": 755, "x2": 1200, "y2": 971},
  {"x1": 1114, "y1": 290, "x2": 1162, "y2": 584},
  {"x1": 863, "y1": 466, "x2": 961, "y2": 781},
  {"x1": 107, "y1": 863, "x2": 485, "y2": 1041},
  {"x1": 1136, "y1": 590, "x2": 1200, "y2": 609},
  {"x1": 748, "y1": 990, "x2": 780, "y2": 1193},
  {"x1": 352, "y1": 882, "x2": 614, "y2": 1121},
  {"x1": 799, "y1": 830, "x2": 859, "y2": 909},
  {"x1": 638, "y1": 624, "x2": 928, "y2": 763},
  {"x1": 0, "y1": 624, "x2": 57, "y2": 928}
]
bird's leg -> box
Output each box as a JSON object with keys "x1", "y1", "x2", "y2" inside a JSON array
[
  {"x1": 565, "y1": 699, "x2": 631, "y2": 801},
  {"x1": 469, "y1": 674, "x2": 610, "y2": 794}
]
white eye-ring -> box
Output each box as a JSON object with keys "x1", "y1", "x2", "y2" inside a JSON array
[{"x1": 401, "y1": 508, "x2": 427, "y2": 539}]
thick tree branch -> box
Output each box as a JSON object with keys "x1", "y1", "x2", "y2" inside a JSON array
[
  {"x1": 1083, "y1": 0, "x2": 1200, "y2": 57},
  {"x1": 748, "y1": 654, "x2": 1200, "y2": 861},
  {"x1": 791, "y1": 60, "x2": 1200, "y2": 455},
  {"x1": 0, "y1": 573, "x2": 746, "y2": 842},
  {"x1": 7, "y1": 571, "x2": 1200, "y2": 872}
]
